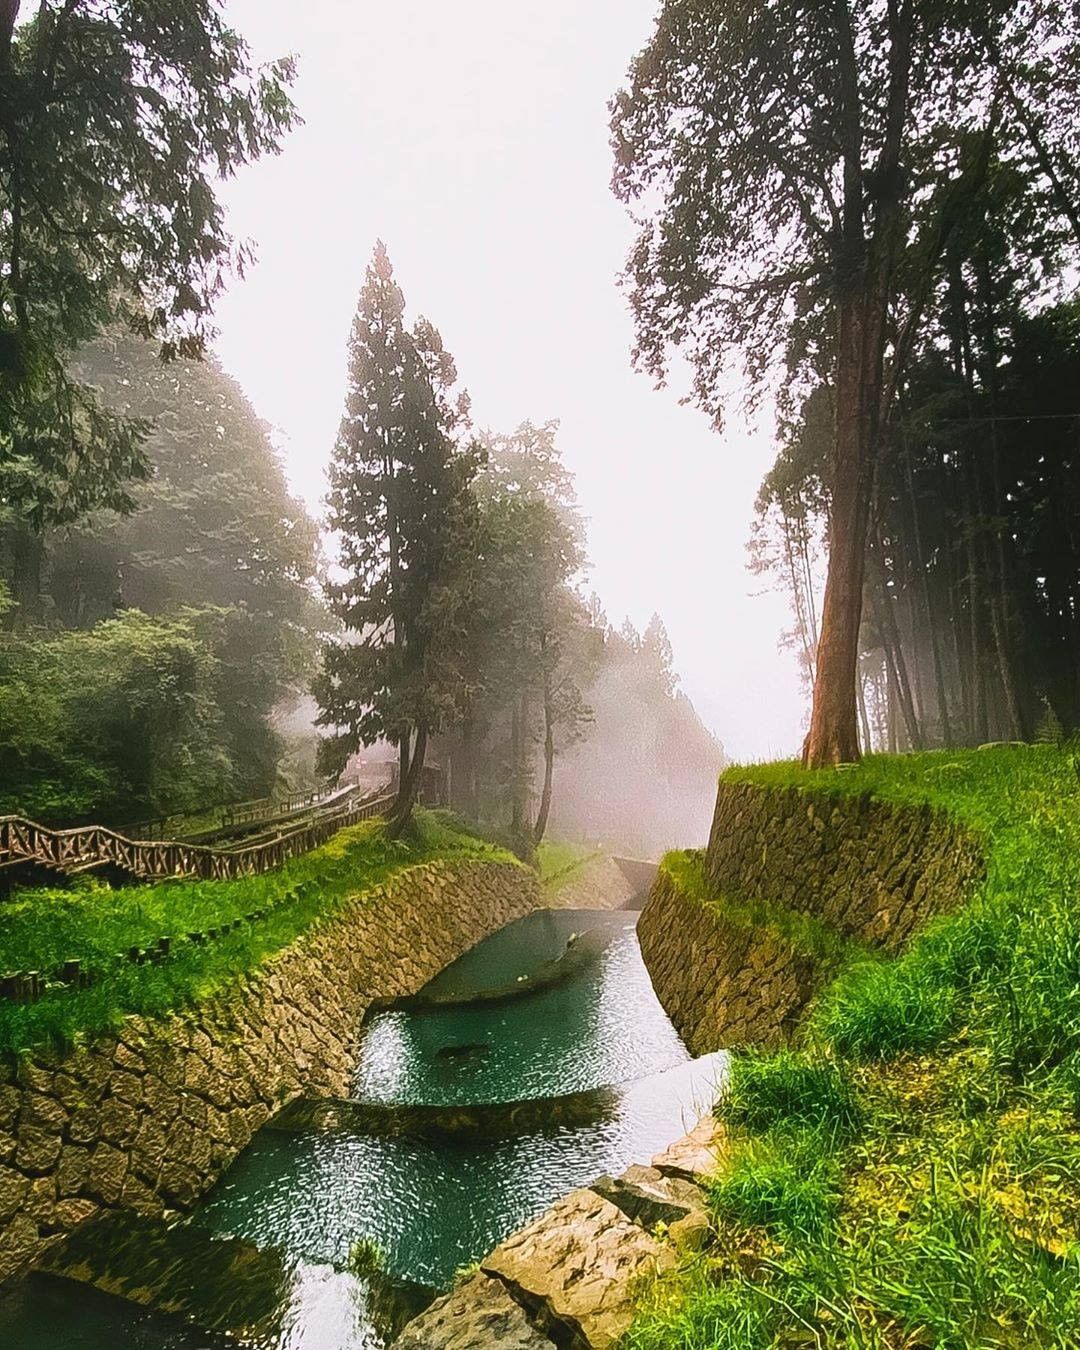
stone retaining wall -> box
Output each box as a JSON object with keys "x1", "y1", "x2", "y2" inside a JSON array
[
  {"x1": 637, "y1": 869, "x2": 822, "y2": 1056},
  {"x1": 707, "y1": 781, "x2": 984, "y2": 953},
  {"x1": 639, "y1": 780, "x2": 986, "y2": 1056},
  {"x1": 0, "y1": 858, "x2": 548, "y2": 1284}
]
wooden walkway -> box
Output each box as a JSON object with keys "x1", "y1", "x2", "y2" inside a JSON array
[{"x1": 0, "y1": 785, "x2": 397, "y2": 887}]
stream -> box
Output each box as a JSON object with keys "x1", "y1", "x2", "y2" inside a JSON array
[{"x1": 0, "y1": 907, "x2": 726, "y2": 1348}]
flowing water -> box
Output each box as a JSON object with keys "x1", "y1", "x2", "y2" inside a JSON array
[{"x1": 0, "y1": 909, "x2": 726, "y2": 1349}]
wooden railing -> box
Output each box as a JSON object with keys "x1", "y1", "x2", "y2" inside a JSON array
[
  {"x1": 0, "y1": 786, "x2": 398, "y2": 887},
  {"x1": 218, "y1": 779, "x2": 359, "y2": 830},
  {"x1": 120, "y1": 778, "x2": 361, "y2": 841}
]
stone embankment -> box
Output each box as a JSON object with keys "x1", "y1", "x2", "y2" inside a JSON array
[
  {"x1": 0, "y1": 858, "x2": 550, "y2": 1284},
  {"x1": 707, "y1": 780, "x2": 983, "y2": 953},
  {"x1": 546, "y1": 855, "x2": 642, "y2": 910},
  {"x1": 641, "y1": 779, "x2": 986, "y2": 1056},
  {"x1": 391, "y1": 1114, "x2": 723, "y2": 1350},
  {"x1": 638, "y1": 866, "x2": 821, "y2": 1056}
]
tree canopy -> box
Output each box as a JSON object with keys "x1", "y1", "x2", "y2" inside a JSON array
[
  {"x1": 0, "y1": 0, "x2": 297, "y2": 552},
  {"x1": 612, "y1": 0, "x2": 1080, "y2": 764}
]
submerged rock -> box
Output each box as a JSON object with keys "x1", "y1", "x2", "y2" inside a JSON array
[
  {"x1": 435, "y1": 1042, "x2": 491, "y2": 1063},
  {"x1": 36, "y1": 1210, "x2": 288, "y2": 1340},
  {"x1": 268, "y1": 1082, "x2": 619, "y2": 1142},
  {"x1": 389, "y1": 1273, "x2": 555, "y2": 1349}
]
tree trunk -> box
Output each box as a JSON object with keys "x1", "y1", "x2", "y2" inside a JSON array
[
  {"x1": 857, "y1": 673, "x2": 873, "y2": 753},
  {"x1": 902, "y1": 432, "x2": 953, "y2": 745},
  {"x1": 533, "y1": 676, "x2": 555, "y2": 847},
  {"x1": 804, "y1": 293, "x2": 874, "y2": 766},
  {"x1": 870, "y1": 536, "x2": 923, "y2": 749},
  {"x1": 388, "y1": 725, "x2": 427, "y2": 838},
  {"x1": 9, "y1": 522, "x2": 43, "y2": 628}
]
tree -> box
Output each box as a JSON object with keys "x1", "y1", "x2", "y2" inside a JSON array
[
  {"x1": 314, "y1": 243, "x2": 478, "y2": 833},
  {"x1": 0, "y1": 607, "x2": 235, "y2": 824},
  {"x1": 0, "y1": 0, "x2": 297, "y2": 580},
  {"x1": 611, "y1": 0, "x2": 1080, "y2": 764}
]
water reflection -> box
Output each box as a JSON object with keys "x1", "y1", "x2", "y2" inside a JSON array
[{"x1": 0, "y1": 916, "x2": 726, "y2": 1349}]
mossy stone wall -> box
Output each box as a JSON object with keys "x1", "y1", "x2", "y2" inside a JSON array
[
  {"x1": 706, "y1": 781, "x2": 984, "y2": 953},
  {"x1": 640, "y1": 780, "x2": 986, "y2": 1056},
  {"x1": 0, "y1": 858, "x2": 549, "y2": 1284},
  {"x1": 638, "y1": 869, "x2": 820, "y2": 1057}
]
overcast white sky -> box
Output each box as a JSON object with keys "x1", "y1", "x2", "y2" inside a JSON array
[{"x1": 212, "y1": 0, "x2": 807, "y2": 762}]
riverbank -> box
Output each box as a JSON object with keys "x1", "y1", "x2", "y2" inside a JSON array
[
  {"x1": 0, "y1": 811, "x2": 510, "y2": 1055},
  {"x1": 624, "y1": 745, "x2": 1080, "y2": 1346},
  {"x1": 0, "y1": 824, "x2": 549, "y2": 1284}
]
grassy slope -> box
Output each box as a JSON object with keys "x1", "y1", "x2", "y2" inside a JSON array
[
  {"x1": 627, "y1": 746, "x2": 1080, "y2": 1349},
  {"x1": 536, "y1": 839, "x2": 603, "y2": 890},
  {"x1": 0, "y1": 811, "x2": 517, "y2": 1056}
]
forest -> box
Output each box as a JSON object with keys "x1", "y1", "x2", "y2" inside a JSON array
[
  {"x1": 4, "y1": 3, "x2": 1080, "y2": 1350},
  {"x1": 0, "y1": 273, "x2": 720, "y2": 847}
]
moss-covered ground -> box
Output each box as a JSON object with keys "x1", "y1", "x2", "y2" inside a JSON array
[
  {"x1": 0, "y1": 810, "x2": 515, "y2": 1056},
  {"x1": 626, "y1": 745, "x2": 1080, "y2": 1348}
]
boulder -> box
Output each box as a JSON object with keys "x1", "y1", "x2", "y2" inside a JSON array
[
  {"x1": 481, "y1": 1187, "x2": 676, "y2": 1349},
  {"x1": 589, "y1": 1165, "x2": 703, "y2": 1230},
  {"x1": 651, "y1": 1113, "x2": 725, "y2": 1183},
  {"x1": 389, "y1": 1273, "x2": 553, "y2": 1349}
]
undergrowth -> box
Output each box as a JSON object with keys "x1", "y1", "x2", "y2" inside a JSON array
[
  {"x1": 0, "y1": 810, "x2": 513, "y2": 1055},
  {"x1": 625, "y1": 745, "x2": 1080, "y2": 1348}
]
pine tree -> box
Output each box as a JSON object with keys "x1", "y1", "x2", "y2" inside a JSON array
[{"x1": 314, "y1": 243, "x2": 478, "y2": 831}]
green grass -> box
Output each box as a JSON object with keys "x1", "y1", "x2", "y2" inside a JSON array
[
  {"x1": 721, "y1": 1048, "x2": 862, "y2": 1137},
  {"x1": 708, "y1": 1130, "x2": 841, "y2": 1241},
  {"x1": 536, "y1": 839, "x2": 602, "y2": 889},
  {"x1": 0, "y1": 810, "x2": 515, "y2": 1055},
  {"x1": 625, "y1": 745, "x2": 1080, "y2": 1349},
  {"x1": 660, "y1": 849, "x2": 866, "y2": 972}
]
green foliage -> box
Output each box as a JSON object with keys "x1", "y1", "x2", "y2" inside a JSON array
[
  {"x1": 709, "y1": 1134, "x2": 840, "y2": 1241},
  {"x1": 721, "y1": 1049, "x2": 862, "y2": 1137},
  {"x1": 0, "y1": 608, "x2": 235, "y2": 823},
  {"x1": 810, "y1": 953, "x2": 959, "y2": 1060},
  {"x1": 0, "y1": 334, "x2": 325, "y2": 813},
  {"x1": 345, "y1": 1237, "x2": 385, "y2": 1278},
  {"x1": 0, "y1": 1, "x2": 297, "y2": 529},
  {"x1": 0, "y1": 811, "x2": 512, "y2": 1055},
  {"x1": 445, "y1": 421, "x2": 599, "y2": 848},
  {"x1": 623, "y1": 1268, "x2": 778, "y2": 1350}
]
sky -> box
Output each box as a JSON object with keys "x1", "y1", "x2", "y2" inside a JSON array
[{"x1": 212, "y1": 0, "x2": 807, "y2": 763}]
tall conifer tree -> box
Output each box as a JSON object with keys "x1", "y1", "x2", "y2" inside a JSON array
[{"x1": 314, "y1": 243, "x2": 477, "y2": 830}]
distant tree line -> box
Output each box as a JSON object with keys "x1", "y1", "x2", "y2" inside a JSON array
[{"x1": 316, "y1": 244, "x2": 723, "y2": 849}]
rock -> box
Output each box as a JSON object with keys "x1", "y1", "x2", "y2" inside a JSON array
[
  {"x1": 668, "y1": 1210, "x2": 712, "y2": 1252},
  {"x1": 590, "y1": 1165, "x2": 703, "y2": 1230},
  {"x1": 481, "y1": 1187, "x2": 676, "y2": 1349},
  {"x1": 389, "y1": 1274, "x2": 552, "y2": 1349},
  {"x1": 651, "y1": 1113, "x2": 725, "y2": 1183}
]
